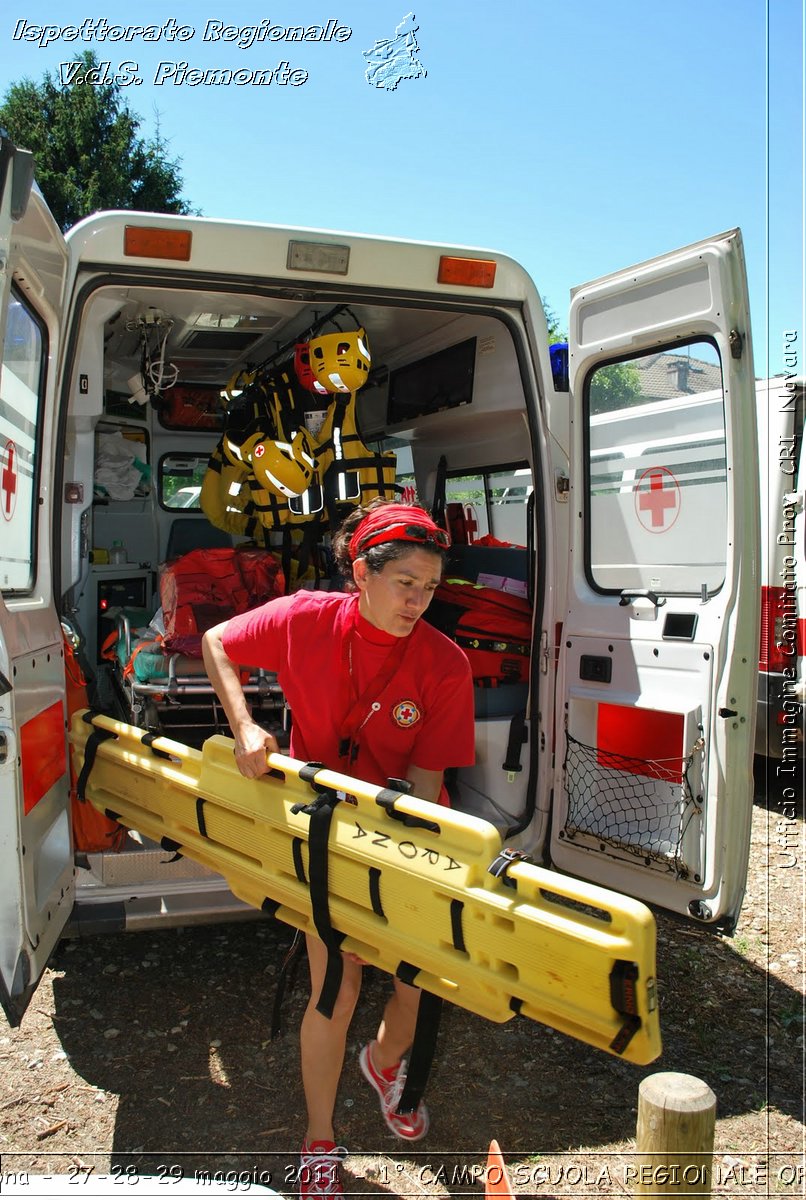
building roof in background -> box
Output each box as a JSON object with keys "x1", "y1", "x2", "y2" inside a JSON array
[{"x1": 634, "y1": 352, "x2": 724, "y2": 401}]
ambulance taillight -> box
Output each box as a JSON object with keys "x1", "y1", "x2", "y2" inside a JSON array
[{"x1": 759, "y1": 586, "x2": 788, "y2": 672}]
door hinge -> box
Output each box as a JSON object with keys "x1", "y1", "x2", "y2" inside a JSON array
[
  {"x1": 729, "y1": 328, "x2": 743, "y2": 360},
  {"x1": 0, "y1": 730, "x2": 7, "y2": 764},
  {"x1": 540, "y1": 629, "x2": 549, "y2": 674}
]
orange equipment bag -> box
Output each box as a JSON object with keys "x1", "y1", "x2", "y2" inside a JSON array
[
  {"x1": 160, "y1": 546, "x2": 284, "y2": 656},
  {"x1": 64, "y1": 630, "x2": 127, "y2": 853},
  {"x1": 425, "y1": 578, "x2": 532, "y2": 688}
]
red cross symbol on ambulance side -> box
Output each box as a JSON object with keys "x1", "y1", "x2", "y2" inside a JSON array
[
  {"x1": 1, "y1": 440, "x2": 18, "y2": 522},
  {"x1": 635, "y1": 466, "x2": 680, "y2": 533}
]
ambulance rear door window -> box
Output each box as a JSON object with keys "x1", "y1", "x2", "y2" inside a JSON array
[
  {"x1": 585, "y1": 340, "x2": 726, "y2": 596},
  {"x1": 0, "y1": 289, "x2": 45, "y2": 594}
]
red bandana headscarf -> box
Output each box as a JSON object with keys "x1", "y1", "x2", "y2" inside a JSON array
[{"x1": 348, "y1": 503, "x2": 450, "y2": 561}]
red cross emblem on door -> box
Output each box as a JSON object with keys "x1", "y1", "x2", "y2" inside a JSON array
[
  {"x1": 634, "y1": 466, "x2": 680, "y2": 533},
  {"x1": 1, "y1": 440, "x2": 18, "y2": 522}
]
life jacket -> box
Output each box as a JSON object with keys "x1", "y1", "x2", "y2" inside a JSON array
[
  {"x1": 200, "y1": 440, "x2": 269, "y2": 541},
  {"x1": 424, "y1": 578, "x2": 532, "y2": 687},
  {"x1": 315, "y1": 390, "x2": 400, "y2": 525},
  {"x1": 223, "y1": 369, "x2": 328, "y2": 530},
  {"x1": 201, "y1": 361, "x2": 400, "y2": 573}
]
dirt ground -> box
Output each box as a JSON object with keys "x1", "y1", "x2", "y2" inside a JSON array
[{"x1": 0, "y1": 765, "x2": 803, "y2": 1197}]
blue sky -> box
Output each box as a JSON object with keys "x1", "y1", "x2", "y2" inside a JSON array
[{"x1": 0, "y1": 1, "x2": 801, "y2": 376}]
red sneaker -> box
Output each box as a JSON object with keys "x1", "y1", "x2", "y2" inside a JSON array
[
  {"x1": 298, "y1": 1140, "x2": 346, "y2": 1198},
  {"x1": 358, "y1": 1042, "x2": 430, "y2": 1140}
]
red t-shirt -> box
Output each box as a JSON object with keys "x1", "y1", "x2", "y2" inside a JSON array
[{"x1": 221, "y1": 590, "x2": 475, "y2": 802}]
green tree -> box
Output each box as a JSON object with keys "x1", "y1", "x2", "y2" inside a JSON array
[
  {"x1": 543, "y1": 301, "x2": 566, "y2": 345},
  {"x1": 0, "y1": 51, "x2": 193, "y2": 231},
  {"x1": 589, "y1": 361, "x2": 643, "y2": 413}
]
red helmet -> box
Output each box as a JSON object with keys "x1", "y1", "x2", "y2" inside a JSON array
[{"x1": 294, "y1": 341, "x2": 330, "y2": 396}]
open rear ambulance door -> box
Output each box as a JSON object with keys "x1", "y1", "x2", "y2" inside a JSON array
[
  {"x1": 553, "y1": 229, "x2": 758, "y2": 933},
  {"x1": 0, "y1": 137, "x2": 73, "y2": 1025}
]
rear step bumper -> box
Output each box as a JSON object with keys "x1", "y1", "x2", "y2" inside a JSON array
[{"x1": 67, "y1": 844, "x2": 261, "y2": 935}]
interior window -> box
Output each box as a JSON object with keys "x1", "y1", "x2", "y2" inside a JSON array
[
  {"x1": 586, "y1": 340, "x2": 726, "y2": 594},
  {"x1": 0, "y1": 291, "x2": 45, "y2": 593},
  {"x1": 160, "y1": 453, "x2": 209, "y2": 509},
  {"x1": 447, "y1": 463, "x2": 532, "y2": 545}
]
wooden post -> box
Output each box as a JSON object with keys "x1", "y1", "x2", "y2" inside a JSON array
[{"x1": 633, "y1": 1072, "x2": 716, "y2": 1198}]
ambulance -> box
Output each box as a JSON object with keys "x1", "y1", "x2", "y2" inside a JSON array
[{"x1": 0, "y1": 133, "x2": 761, "y2": 1028}]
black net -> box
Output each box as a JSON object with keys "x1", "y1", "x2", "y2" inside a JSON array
[{"x1": 562, "y1": 732, "x2": 700, "y2": 876}]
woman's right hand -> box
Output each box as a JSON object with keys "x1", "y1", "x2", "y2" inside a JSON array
[{"x1": 232, "y1": 721, "x2": 279, "y2": 779}]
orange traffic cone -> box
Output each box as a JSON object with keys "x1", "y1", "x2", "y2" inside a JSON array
[{"x1": 486, "y1": 1139, "x2": 514, "y2": 1199}]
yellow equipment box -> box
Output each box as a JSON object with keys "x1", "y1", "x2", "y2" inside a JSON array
[{"x1": 70, "y1": 710, "x2": 661, "y2": 1065}]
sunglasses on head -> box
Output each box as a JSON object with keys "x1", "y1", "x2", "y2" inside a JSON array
[{"x1": 355, "y1": 521, "x2": 450, "y2": 555}]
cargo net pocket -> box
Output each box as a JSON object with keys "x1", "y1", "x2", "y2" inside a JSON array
[{"x1": 562, "y1": 732, "x2": 699, "y2": 875}]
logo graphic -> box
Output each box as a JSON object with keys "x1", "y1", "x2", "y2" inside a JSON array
[
  {"x1": 634, "y1": 466, "x2": 681, "y2": 533},
  {"x1": 253, "y1": 442, "x2": 266, "y2": 458},
  {"x1": 1, "y1": 440, "x2": 18, "y2": 522},
  {"x1": 363, "y1": 12, "x2": 426, "y2": 91},
  {"x1": 392, "y1": 700, "x2": 421, "y2": 728}
]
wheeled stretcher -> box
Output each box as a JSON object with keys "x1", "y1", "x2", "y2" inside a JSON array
[
  {"x1": 70, "y1": 710, "x2": 662, "y2": 1066},
  {"x1": 110, "y1": 610, "x2": 286, "y2": 747}
]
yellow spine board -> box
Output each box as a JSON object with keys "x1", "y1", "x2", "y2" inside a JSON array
[{"x1": 69, "y1": 711, "x2": 661, "y2": 1065}]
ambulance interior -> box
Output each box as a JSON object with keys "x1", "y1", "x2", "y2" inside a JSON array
[{"x1": 59, "y1": 281, "x2": 546, "y2": 932}]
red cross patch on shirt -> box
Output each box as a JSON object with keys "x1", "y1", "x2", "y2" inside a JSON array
[{"x1": 392, "y1": 700, "x2": 421, "y2": 728}]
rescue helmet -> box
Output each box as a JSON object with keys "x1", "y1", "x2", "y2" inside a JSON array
[
  {"x1": 308, "y1": 328, "x2": 371, "y2": 394},
  {"x1": 249, "y1": 428, "x2": 318, "y2": 498},
  {"x1": 222, "y1": 426, "x2": 266, "y2": 468},
  {"x1": 294, "y1": 342, "x2": 330, "y2": 396}
]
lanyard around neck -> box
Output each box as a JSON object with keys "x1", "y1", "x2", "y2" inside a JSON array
[{"x1": 338, "y1": 607, "x2": 410, "y2": 764}]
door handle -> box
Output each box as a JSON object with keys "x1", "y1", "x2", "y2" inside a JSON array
[{"x1": 619, "y1": 589, "x2": 666, "y2": 608}]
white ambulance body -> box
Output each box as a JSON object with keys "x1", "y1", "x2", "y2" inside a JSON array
[
  {"x1": 590, "y1": 376, "x2": 804, "y2": 763},
  {"x1": 0, "y1": 136, "x2": 760, "y2": 1025}
]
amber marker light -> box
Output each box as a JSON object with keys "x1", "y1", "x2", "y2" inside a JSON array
[
  {"x1": 124, "y1": 226, "x2": 192, "y2": 261},
  {"x1": 437, "y1": 255, "x2": 497, "y2": 288}
]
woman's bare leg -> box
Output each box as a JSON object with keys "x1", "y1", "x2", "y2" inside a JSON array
[
  {"x1": 372, "y1": 977, "x2": 421, "y2": 1071},
  {"x1": 300, "y1": 935, "x2": 363, "y2": 1144}
]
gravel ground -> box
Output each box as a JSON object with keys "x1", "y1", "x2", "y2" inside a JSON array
[{"x1": 0, "y1": 766, "x2": 803, "y2": 1197}]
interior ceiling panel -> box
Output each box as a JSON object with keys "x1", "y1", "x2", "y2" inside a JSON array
[{"x1": 100, "y1": 284, "x2": 471, "y2": 388}]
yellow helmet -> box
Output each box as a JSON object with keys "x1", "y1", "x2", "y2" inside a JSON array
[
  {"x1": 308, "y1": 328, "x2": 371, "y2": 394},
  {"x1": 249, "y1": 429, "x2": 318, "y2": 498},
  {"x1": 222, "y1": 428, "x2": 265, "y2": 468}
]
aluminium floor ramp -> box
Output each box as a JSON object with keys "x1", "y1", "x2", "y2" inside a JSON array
[{"x1": 70, "y1": 710, "x2": 662, "y2": 1065}]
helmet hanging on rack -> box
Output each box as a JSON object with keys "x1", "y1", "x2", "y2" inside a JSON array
[
  {"x1": 307, "y1": 327, "x2": 371, "y2": 394},
  {"x1": 248, "y1": 428, "x2": 318, "y2": 498},
  {"x1": 294, "y1": 341, "x2": 330, "y2": 396}
]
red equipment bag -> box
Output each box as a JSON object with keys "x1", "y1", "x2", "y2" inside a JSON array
[
  {"x1": 425, "y1": 578, "x2": 532, "y2": 687},
  {"x1": 64, "y1": 630, "x2": 128, "y2": 853},
  {"x1": 160, "y1": 546, "x2": 284, "y2": 656}
]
